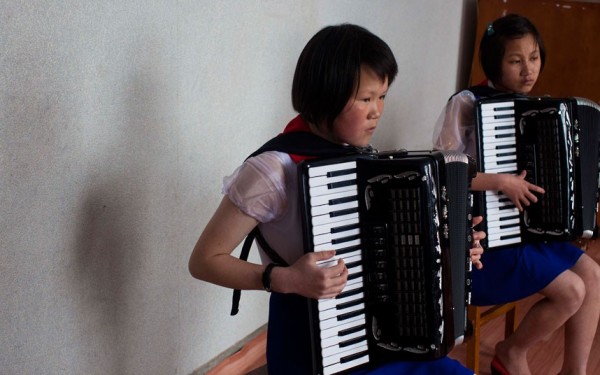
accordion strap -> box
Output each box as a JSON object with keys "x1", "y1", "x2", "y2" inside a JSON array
[{"x1": 231, "y1": 227, "x2": 290, "y2": 315}]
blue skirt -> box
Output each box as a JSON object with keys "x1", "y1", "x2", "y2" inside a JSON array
[
  {"x1": 471, "y1": 241, "x2": 584, "y2": 306},
  {"x1": 266, "y1": 293, "x2": 473, "y2": 375}
]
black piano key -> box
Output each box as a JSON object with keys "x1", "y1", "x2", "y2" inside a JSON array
[
  {"x1": 495, "y1": 144, "x2": 515, "y2": 150},
  {"x1": 337, "y1": 308, "x2": 365, "y2": 321},
  {"x1": 336, "y1": 286, "x2": 364, "y2": 300},
  {"x1": 345, "y1": 260, "x2": 362, "y2": 269},
  {"x1": 328, "y1": 179, "x2": 357, "y2": 190},
  {"x1": 329, "y1": 196, "x2": 357, "y2": 206},
  {"x1": 500, "y1": 233, "x2": 521, "y2": 240},
  {"x1": 327, "y1": 168, "x2": 356, "y2": 178},
  {"x1": 330, "y1": 207, "x2": 359, "y2": 218},
  {"x1": 497, "y1": 151, "x2": 517, "y2": 157},
  {"x1": 338, "y1": 323, "x2": 366, "y2": 337},
  {"x1": 336, "y1": 299, "x2": 364, "y2": 311},
  {"x1": 340, "y1": 349, "x2": 369, "y2": 364},
  {"x1": 339, "y1": 335, "x2": 367, "y2": 348},
  {"x1": 334, "y1": 244, "x2": 361, "y2": 256},
  {"x1": 331, "y1": 222, "x2": 360, "y2": 233},
  {"x1": 332, "y1": 234, "x2": 361, "y2": 245}
]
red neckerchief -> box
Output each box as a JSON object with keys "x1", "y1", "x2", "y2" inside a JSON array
[{"x1": 281, "y1": 115, "x2": 317, "y2": 164}]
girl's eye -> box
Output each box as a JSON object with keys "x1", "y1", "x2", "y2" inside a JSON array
[
  {"x1": 379, "y1": 95, "x2": 386, "y2": 100},
  {"x1": 361, "y1": 98, "x2": 371, "y2": 103}
]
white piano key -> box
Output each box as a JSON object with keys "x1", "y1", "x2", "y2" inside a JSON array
[
  {"x1": 321, "y1": 327, "x2": 367, "y2": 352},
  {"x1": 319, "y1": 301, "x2": 365, "y2": 325},
  {"x1": 481, "y1": 118, "x2": 515, "y2": 127},
  {"x1": 320, "y1": 250, "x2": 362, "y2": 264},
  {"x1": 485, "y1": 197, "x2": 515, "y2": 209},
  {"x1": 309, "y1": 172, "x2": 356, "y2": 188},
  {"x1": 318, "y1": 281, "x2": 364, "y2": 311},
  {"x1": 488, "y1": 227, "x2": 521, "y2": 241},
  {"x1": 308, "y1": 161, "x2": 356, "y2": 178},
  {"x1": 322, "y1": 340, "x2": 368, "y2": 367},
  {"x1": 322, "y1": 332, "x2": 367, "y2": 358},
  {"x1": 480, "y1": 101, "x2": 514, "y2": 112},
  {"x1": 488, "y1": 236, "x2": 521, "y2": 248},
  {"x1": 312, "y1": 217, "x2": 360, "y2": 236},
  {"x1": 314, "y1": 228, "x2": 361, "y2": 246},
  {"x1": 312, "y1": 212, "x2": 359, "y2": 227},
  {"x1": 318, "y1": 290, "x2": 364, "y2": 312},
  {"x1": 310, "y1": 189, "x2": 358, "y2": 207},
  {"x1": 482, "y1": 134, "x2": 516, "y2": 145},
  {"x1": 486, "y1": 205, "x2": 519, "y2": 217},
  {"x1": 322, "y1": 345, "x2": 370, "y2": 375},
  {"x1": 482, "y1": 127, "x2": 516, "y2": 137},
  {"x1": 483, "y1": 159, "x2": 517, "y2": 168},
  {"x1": 482, "y1": 139, "x2": 515, "y2": 150},
  {"x1": 310, "y1": 183, "x2": 357, "y2": 197},
  {"x1": 483, "y1": 148, "x2": 517, "y2": 162},
  {"x1": 314, "y1": 238, "x2": 362, "y2": 252},
  {"x1": 320, "y1": 315, "x2": 365, "y2": 340},
  {"x1": 484, "y1": 164, "x2": 517, "y2": 173},
  {"x1": 487, "y1": 217, "x2": 520, "y2": 228},
  {"x1": 312, "y1": 200, "x2": 358, "y2": 217},
  {"x1": 317, "y1": 254, "x2": 362, "y2": 268}
]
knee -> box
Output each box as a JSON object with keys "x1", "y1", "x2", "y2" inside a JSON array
[
  {"x1": 552, "y1": 275, "x2": 586, "y2": 314},
  {"x1": 583, "y1": 260, "x2": 600, "y2": 293},
  {"x1": 568, "y1": 276, "x2": 586, "y2": 311}
]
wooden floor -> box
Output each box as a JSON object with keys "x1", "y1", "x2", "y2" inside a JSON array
[
  {"x1": 215, "y1": 239, "x2": 600, "y2": 375},
  {"x1": 448, "y1": 239, "x2": 600, "y2": 375}
]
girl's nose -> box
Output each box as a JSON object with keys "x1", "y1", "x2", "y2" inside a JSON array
[{"x1": 369, "y1": 102, "x2": 383, "y2": 120}]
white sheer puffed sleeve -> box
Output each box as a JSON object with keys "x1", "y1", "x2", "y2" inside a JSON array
[
  {"x1": 432, "y1": 90, "x2": 478, "y2": 157},
  {"x1": 222, "y1": 151, "x2": 293, "y2": 223}
]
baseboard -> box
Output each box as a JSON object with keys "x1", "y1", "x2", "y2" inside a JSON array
[{"x1": 192, "y1": 324, "x2": 267, "y2": 375}]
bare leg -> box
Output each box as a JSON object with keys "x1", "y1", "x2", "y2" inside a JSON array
[
  {"x1": 560, "y1": 254, "x2": 600, "y2": 375},
  {"x1": 494, "y1": 270, "x2": 585, "y2": 375}
]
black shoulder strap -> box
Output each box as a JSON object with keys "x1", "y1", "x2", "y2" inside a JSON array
[
  {"x1": 231, "y1": 131, "x2": 364, "y2": 315},
  {"x1": 466, "y1": 85, "x2": 528, "y2": 101},
  {"x1": 230, "y1": 227, "x2": 290, "y2": 315},
  {"x1": 249, "y1": 131, "x2": 361, "y2": 158}
]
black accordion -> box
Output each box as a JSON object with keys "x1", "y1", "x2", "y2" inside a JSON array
[
  {"x1": 298, "y1": 150, "x2": 476, "y2": 375},
  {"x1": 475, "y1": 96, "x2": 600, "y2": 251}
]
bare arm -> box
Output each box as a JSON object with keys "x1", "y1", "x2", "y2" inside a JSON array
[{"x1": 188, "y1": 196, "x2": 348, "y2": 299}]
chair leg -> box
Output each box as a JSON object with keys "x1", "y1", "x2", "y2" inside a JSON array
[
  {"x1": 466, "y1": 305, "x2": 481, "y2": 373},
  {"x1": 505, "y1": 303, "x2": 518, "y2": 338}
]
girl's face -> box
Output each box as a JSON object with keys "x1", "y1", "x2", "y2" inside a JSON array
[
  {"x1": 314, "y1": 66, "x2": 389, "y2": 147},
  {"x1": 495, "y1": 33, "x2": 541, "y2": 94}
]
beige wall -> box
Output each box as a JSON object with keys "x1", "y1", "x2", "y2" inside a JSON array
[{"x1": 0, "y1": 1, "x2": 476, "y2": 373}]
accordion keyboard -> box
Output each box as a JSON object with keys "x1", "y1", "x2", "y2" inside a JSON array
[
  {"x1": 306, "y1": 160, "x2": 370, "y2": 375},
  {"x1": 479, "y1": 100, "x2": 521, "y2": 248}
]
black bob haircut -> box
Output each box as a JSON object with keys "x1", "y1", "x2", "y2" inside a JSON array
[
  {"x1": 479, "y1": 13, "x2": 546, "y2": 85},
  {"x1": 292, "y1": 24, "x2": 398, "y2": 131}
]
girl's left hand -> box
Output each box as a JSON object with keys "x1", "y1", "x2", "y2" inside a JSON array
[{"x1": 470, "y1": 216, "x2": 485, "y2": 269}]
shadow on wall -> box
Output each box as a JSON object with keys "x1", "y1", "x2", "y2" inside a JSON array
[{"x1": 71, "y1": 44, "x2": 179, "y2": 374}]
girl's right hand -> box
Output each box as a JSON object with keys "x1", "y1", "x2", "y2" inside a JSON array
[
  {"x1": 276, "y1": 250, "x2": 347, "y2": 299},
  {"x1": 499, "y1": 170, "x2": 545, "y2": 211}
]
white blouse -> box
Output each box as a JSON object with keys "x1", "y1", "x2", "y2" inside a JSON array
[
  {"x1": 432, "y1": 89, "x2": 479, "y2": 157},
  {"x1": 223, "y1": 151, "x2": 304, "y2": 266}
]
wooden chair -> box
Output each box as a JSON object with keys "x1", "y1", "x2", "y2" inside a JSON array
[{"x1": 465, "y1": 302, "x2": 519, "y2": 374}]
